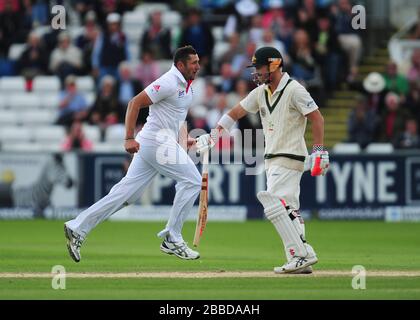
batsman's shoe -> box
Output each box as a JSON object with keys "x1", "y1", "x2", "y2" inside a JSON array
[
  {"x1": 64, "y1": 224, "x2": 85, "y2": 263},
  {"x1": 274, "y1": 255, "x2": 318, "y2": 274},
  {"x1": 289, "y1": 266, "x2": 313, "y2": 274},
  {"x1": 160, "y1": 237, "x2": 200, "y2": 260}
]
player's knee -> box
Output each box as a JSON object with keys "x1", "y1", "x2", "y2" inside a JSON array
[{"x1": 257, "y1": 191, "x2": 287, "y2": 221}]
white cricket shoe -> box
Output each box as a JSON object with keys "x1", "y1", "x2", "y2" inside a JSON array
[
  {"x1": 274, "y1": 256, "x2": 318, "y2": 274},
  {"x1": 64, "y1": 224, "x2": 85, "y2": 263},
  {"x1": 289, "y1": 266, "x2": 313, "y2": 274},
  {"x1": 160, "y1": 236, "x2": 200, "y2": 260}
]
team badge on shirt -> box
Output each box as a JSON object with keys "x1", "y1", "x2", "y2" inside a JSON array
[
  {"x1": 178, "y1": 90, "x2": 185, "y2": 98},
  {"x1": 153, "y1": 84, "x2": 161, "y2": 92},
  {"x1": 260, "y1": 107, "x2": 267, "y2": 118},
  {"x1": 306, "y1": 100, "x2": 315, "y2": 108}
]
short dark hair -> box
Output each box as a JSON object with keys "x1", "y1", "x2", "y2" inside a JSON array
[{"x1": 174, "y1": 45, "x2": 197, "y2": 65}]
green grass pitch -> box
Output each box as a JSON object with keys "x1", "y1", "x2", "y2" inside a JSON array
[{"x1": 0, "y1": 219, "x2": 420, "y2": 299}]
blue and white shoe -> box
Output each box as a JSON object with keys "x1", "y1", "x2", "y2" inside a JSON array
[{"x1": 160, "y1": 236, "x2": 200, "y2": 260}]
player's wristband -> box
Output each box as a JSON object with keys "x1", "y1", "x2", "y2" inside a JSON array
[
  {"x1": 125, "y1": 137, "x2": 135, "y2": 140},
  {"x1": 217, "y1": 113, "x2": 235, "y2": 133},
  {"x1": 312, "y1": 144, "x2": 324, "y2": 152}
]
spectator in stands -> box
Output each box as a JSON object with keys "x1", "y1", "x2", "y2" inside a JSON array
[
  {"x1": 257, "y1": 28, "x2": 288, "y2": 64},
  {"x1": 89, "y1": 75, "x2": 123, "y2": 139},
  {"x1": 219, "y1": 62, "x2": 235, "y2": 93},
  {"x1": 223, "y1": 0, "x2": 258, "y2": 39},
  {"x1": 208, "y1": 93, "x2": 230, "y2": 129},
  {"x1": 314, "y1": 15, "x2": 342, "y2": 91},
  {"x1": 289, "y1": 29, "x2": 322, "y2": 90},
  {"x1": 187, "y1": 104, "x2": 210, "y2": 132},
  {"x1": 140, "y1": 11, "x2": 172, "y2": 60},
  {"x1": 296, "y1": 0, "x2": 319, "y2": 42},
  {"x1": 16, "y1": 31, "x2": 48, "y2": 78},
  {"x1": 61, "y1": 120, "x2": 93, "y2": 151},
  {"x1": 408, "y1": 7, "x2": 420, "y2": 40},
  {"x1": 23, "y1": 0, "x2": 49, "y2": 27},
  {"x1": 202, "y1": 81, "x2": 219, "y2": 110},
  {"x1": 94, "y1": 0, "x2": 119, "y2": 28},
  {"x1": 404, "y1": 81, "x2": 420, "y2": 122},
  {"x1": 407, "y1": 49, "x2": 420, "y2": 83},
  {"x1": 394, "y1": 119, "x2": 420, "y2": 149},
  {"x1": 347, "y1": 96, "x2": 378, "y2": 148},
  {"x1": 228, "y1": 78, "x2": 261, "y2": 139},
  {"x1": 72, "y1": 0, "x2": 96, "y2": 22},
  {"x1": 362, "y1": 72, "x2": 387, "y2": 116},
  {"x1": 179, "y1": 8, "x2": 214, "y2": 75},
  {"x1": 56, "y1": 75, "x2": 89, "y2": 127},
  {"x1": 219, "y1": 33, "x2": 242, "y2": 66},
  {"x1": 377, "y1": 92, "x2": 409, "y2": 142},
  {"x1": 135, "y1": 49, "x2": 160, "y2": 88},
  {"x1": 383, "y1": 61, "x2": 409, "y2": 97},
  {"x1": 227, "y1": 79, "x2": 250, "y2": 109},
  {"x1": 50, "y1": 32, "x2": 83, "y2": 86},
  {"x1": 249, "y1": 15, "x2": 264, "y2": 44},
  {"x1": 92, "y1": 13, "x2": 130, "y2": 81},
  {"x1": 231, "y1": 41, "x2": 257, "y2": 81},
  {"x1": 76, "y1": 10, "x2": 100, "y2": 75},
  {"x1": 0, "y1": 1, "x2": 25, "y2": 57},
  {"x1": 117, "y1": 61, "x2": 142, "y2": 107},
  {"x1": 333, "y1": 0, "x2": 362, "y2": 82}
]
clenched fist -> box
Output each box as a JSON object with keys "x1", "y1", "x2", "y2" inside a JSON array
[{"x1": 124, "y1": 139, "x2": 140, "y2": 154}]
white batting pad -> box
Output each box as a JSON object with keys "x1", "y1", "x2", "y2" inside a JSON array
[{"x1": 257, "y1": 191, "x2": 308, "y2": 258}]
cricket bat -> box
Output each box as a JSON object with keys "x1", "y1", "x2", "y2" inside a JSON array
[{"x1": 193, "y1": 150, "x2": 209, "y2": 247}]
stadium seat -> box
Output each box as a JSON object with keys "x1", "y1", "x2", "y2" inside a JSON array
[
  {"x1": 157, "y1": 60, "x2": 173, "y2": 74},
  {"x1": 162, "y1": 11, "x2": 181, "y2": 28},
  {"x1": 213, "y1": 42, "x2": 230, "y2": 61},
  {"x1": 365, "y1": 143, "x2": 394, "y2": 154},
  {"x1": 92, "y1": 142, "x2": 125, "y2": 153},
  {"x1": 134, "y1": 3, "x2": 170, "y2": 14},
  {"x1": 82, "y1": 125, "x2": 101, "y2": 143},
  {"x1": 33, "y1": 126, "x2": 66, "y2": 143},
  {"x1": 8, "y1": 93, "x2": 41, "y2": 110},
  {"x1": 76, "y1": 76, "x2": 95, "y2": 93},
  {"x1": 105, "y1": 124, "x2": 126, "y2": 143},
  {"x1": 8, "y1": 43, "x2": 26, "y2": 61},
  {"x1": 0, "y1": 126, "x2": 32, "y2": 143},
  {"x1": 128, "y1": 43, "x2": 139, "y2": 61},
  {"x1": 40, "y1": 94, "x2": 60, "y2": 110},
  {"x1": 85, "y1": 92, "x2": 96, "y2": 107},
  {"x1": 0, "y1": 111, "x2": 18, "y2": 125},
  {"x1": 0, "y1": 76, "x2": 26, "y2": 93},
  {"x1": 33, "y1": 76, "x2": 60, "y2": 93},
  {"x1": 0, "y1": 142, "x2": 44, "y2": 152},
  {"x1": 212, "y1": 26, "x2": 225, "y2": 42},
  {"x1": 332, "y1": 143, "x2": 361, "y2": 154},
  {"x1": 20, "y1": 110, "x2": 56, "y2": 125},
  {"x1": 123, "y1": 11, "x2": 147, "y2": 30}
]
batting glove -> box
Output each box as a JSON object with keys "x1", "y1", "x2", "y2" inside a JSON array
[
  {"x1": 195, "y1": 130, "x2": 219, "y2": 154},
  {"x1": 304, "y1": 145, "x2": 330, "y2": 176}
]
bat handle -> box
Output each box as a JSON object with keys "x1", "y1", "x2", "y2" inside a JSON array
[{"x1": 202, "y1": 150, "x2": 209, "y2": 174}]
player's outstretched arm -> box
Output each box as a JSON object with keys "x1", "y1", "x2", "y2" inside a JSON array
[
  {"x1": 305, "y1": 109, "x2": 329, "y2": 176},
  {"x1": 124, "y1": 91, "x2": 153, "y2": 154},
  {"x1": 195, "y1": 103, "x2": 248, "y2": 154}
]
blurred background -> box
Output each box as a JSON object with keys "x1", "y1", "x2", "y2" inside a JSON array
[{"x1": 0, "y1": 0, "x2": 419, "y2": 222}]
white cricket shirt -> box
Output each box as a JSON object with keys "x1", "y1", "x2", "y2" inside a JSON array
[
  {"x1": 240, "y1": 72, "x2": 319, "y2": 170},
  {"x1": 139, "y1": 64, "x2": 194, "y2": 142}
]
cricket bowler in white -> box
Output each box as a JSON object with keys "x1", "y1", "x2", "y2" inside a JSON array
[
  {"x1": 64, "y1": 46, "x2": 202, "y2": 262},
  {"x1": 196, "y1": 47, "x2": 330, "y2": 274}
]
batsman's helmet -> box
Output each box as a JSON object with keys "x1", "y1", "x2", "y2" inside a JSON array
[{"x1": 247, "y1": 46, "x2": 283, "y2": 72}]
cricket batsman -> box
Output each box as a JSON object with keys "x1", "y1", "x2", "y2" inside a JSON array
[{"x1": 196, "y1": 47, "x2": 329, "y2": 274}]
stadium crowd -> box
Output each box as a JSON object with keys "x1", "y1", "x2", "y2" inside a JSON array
[{"x1": 0, "y1": 0, "x2": 418, "y2": 151}]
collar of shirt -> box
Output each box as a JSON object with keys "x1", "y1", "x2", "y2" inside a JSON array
[
  {"x1": 268, "y1": 72, "x2": 290, "y2": 95},
  {"x1": 170, "y1": 64, "x2": 187, "y2": 85}
]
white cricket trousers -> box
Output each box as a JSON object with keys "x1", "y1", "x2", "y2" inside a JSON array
[{"x1": 66, "y1": 135, "x2": 202, "y2": 242}]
